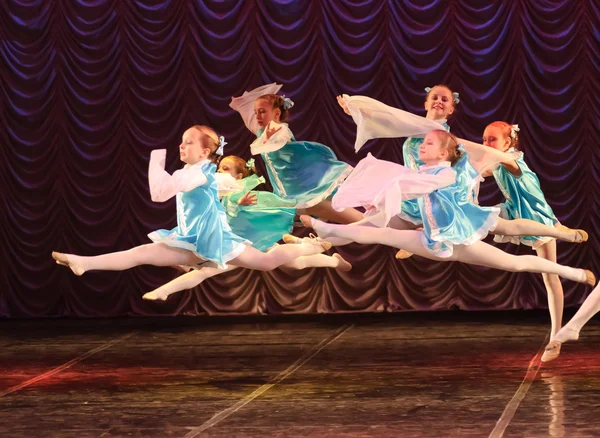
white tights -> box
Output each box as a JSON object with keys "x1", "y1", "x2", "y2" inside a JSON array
[
  {"x1": 307, "y1": 220, "x2": 590, "y2": 284},
  {"x1": 143, "y1": 253, "x2": 348, "y2": 301},
  {"x1": 553, "y1": 282, "x2": 600, "y2": 343},
  {"x1": 535, "y1": 239, "x2": 564, "y2": 339},
  {"x1": 53, "y1": 240, "x2": 326, "y2": 276}
]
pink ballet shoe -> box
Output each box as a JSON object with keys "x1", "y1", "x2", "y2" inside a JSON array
[
  {"x1": 395, "y1": 249, "x2": 413, "y2": 259},
  {"x1": 282, "y1": 234, "x2": 303, "y2": 244},
  {"x1": 585, "y1": 270, "x2": 596, "y2": 287},
  {"x1": 142, "y1": 291, "x2": 169, "y2": 302},
  {"x1": 541, "y1": 340, "x2": 562, "y2": 363},
  {"x1": 52, "y1": 251, "x2": 85, "y2": 276},
  {"x1": 333, "y1": 253, "x2": 352, "y2": 271},
  {"x1": 299, "y1": 215, "x2": 315, "y2": 229},
  {"x1": 302, "y1": 234, "x2": 332, "y2": 251}
]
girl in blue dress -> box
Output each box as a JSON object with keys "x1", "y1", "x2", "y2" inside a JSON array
[
  {"x1": 335, "y1": 89, "x2": 483, "y2": 257},
  {"x1": 230, "y1": 84, "x2": 363, "y2": 224},
  {"x1": 482, "y1": 121, "x2": 575, "y2": 362},
  {"x1": 398, "y1": 85, "x2": 460, "y2": 233},
  {"x1": 52, "y1": 126, "x2": 332, "y2": 282},
  {"x1": 142, "y1": 154, "x2": 352, "y2": 301},
  {"x1": 218, "y1": 155, "x2": 296, "y2": 252},
  {"x1": 299, "y1": 130, "x2": 594, "y2": 287}
]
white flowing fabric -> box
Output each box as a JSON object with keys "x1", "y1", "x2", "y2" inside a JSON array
[
  {"x1": 249, "y1": 121, "x2": 293, "y2": 155},
  {"x1": 230, "y1": 83, "x2": 283, "y2": 134},
  {"x1": 331, "y1": 153, "x2": 456, "y2": 227},
  {"x1": 341, "y1": 94, "x2": 521, "y2": 174},
  {"x1": 343, "y1": 94, "x2": 445, "y2": 152},
  {"x1": 214, "y1": 172, "x2": 244, "y2": 197}
]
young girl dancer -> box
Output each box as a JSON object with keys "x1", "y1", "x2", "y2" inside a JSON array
[
  {"x1": 330, "y1": 91, "x2": 540, "y2": 255},
  {"x1": 52, "y1": 126, "x2": 332, "y2": 281},
  {"x1": 482, "y1": 121, "x2": 571, "y2": 361},
  {"x1": 141, "y1": 154, "x2": 352, "y2": 301},
  {"x1": 300, "y1": 130, "x2": 594, "y2": 287},
  {"x1": 230, "y1": 84, "x2": 363, "y2": 224},
  {"x1": 336, "y1": 86, "x2": 485, "y2": 258}
]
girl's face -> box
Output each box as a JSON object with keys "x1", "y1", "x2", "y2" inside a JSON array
[
  {"x1": 482, "y1": 125, "x2": 511, "y2": 152},
  {"x1": 254, "y1": 98, "x2": 280, "y2": 129},
  {"x1": 419, "y1": 132, "x2": 448, "y2": 165},
  {"x1": 424, "y1": 86, "x2": 455, "y2": 120},
  {"x1": 217, "y1": 157, "x2": 243, "y2": 180},
  {"x1": 179, "y1": 128, "x2": 210, "y2": 165}
]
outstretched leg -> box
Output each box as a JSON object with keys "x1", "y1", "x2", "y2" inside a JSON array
[
  {"x1": 52, "y1": 243, "x2": 202, "y2": 276},
  {"x1": 451, "y1": 241, "x2": 594, "y2": 285},
  {"x1": 301, "y1": 216, "x2": 463, "y2": 261},
  {"x1": 286, "y1": 214, "x2": 416, "y2": 248},
  {"x1": 143, "y1": 263, "x2": 237, "y2": 301},
  {"x1": 283, "y1": 253, "x2": 352, "y2": 271},
  {"x1": 301, "y1": 200, "x2": 364, "y2": 224},
  {"x1": 144, "y1": 249, "x2": 352, "y2": 302},
  {"x1": 493, "y1": 218, "x2": 587, "y2": 243},
  {"x1": 286, "y1": 214, "x2": 374, "y2": 247},
  {"x1": 229, "y1": 238, "x2": 331, "y2": 271},
  {"x1": 301, "y1": 216, "x2": 594, "y2": 285}
]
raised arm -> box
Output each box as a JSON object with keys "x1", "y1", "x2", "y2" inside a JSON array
[
  {"x1": 249, "y1": 121, "x2": 293, "y2": 155},
  {"x1": 339, "y1": 94, "x2": 443, "y2": 152},
  {"x1": 148, "y1": 150, "x2": 208, "y2": 202},
  {"x1": 458, "y1": 139, "x2": 522, "y2": 176}
]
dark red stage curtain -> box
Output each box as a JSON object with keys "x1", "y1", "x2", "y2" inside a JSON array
[{"x1": 1, "y1": 1, "x2": 599, "y2": 317}]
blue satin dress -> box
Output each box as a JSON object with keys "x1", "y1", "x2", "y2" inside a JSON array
[
  {"x1": 148, "y1": 161, "x2": 249, "y2": 268},
  {"x1": 399, "y1": 121, "x2": 451, "y2": 224},
  {"x1": 257, "y1": 128, "x2": 352, "y2": 209},
  {"x1": 418, "y1": 163, "x2": 500, "y2": 257},
  {"x1": 492, "y1": 149, "x2": 558, "y2": 248},
  {"x1": 221, "y1": 174, "x2": 296, "y2": 252}
]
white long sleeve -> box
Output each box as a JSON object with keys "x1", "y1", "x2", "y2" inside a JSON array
[
  {"x1": 148, "y1": 150, "x2": 208, "y2": 202},
  {"x1": 342, "y1": 95, "x2": 444, "y2": 152},
  {"x1": 341, "y1": 95, "x2": 522, "y2": 177},
  {"x1": 230, "y1": 83, "x2": 283, "y2": 134},
  {"x1": 214, "y1": 172, "x2": 243, "y2": 197},
  {"x1": 331, "y1": 154, "x2": 456, "y2": 227},
  {"x1": 249, "y1": 121, "x2": 293, "y2": 155},
  {"x1": 458, "y1": 139, "x2": 522, "y2": 175}
]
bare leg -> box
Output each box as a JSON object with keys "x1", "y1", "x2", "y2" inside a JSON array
[
  {"x1": 493, "y1": 218, "x2": 587, "y2": 243},
  {"x1": 301, "y1": 216, "x2": 595, "y2": 284},
  {"x1": 52, "y1": 243, "x2": 203, "y2": 276},
  {"x1": 143, "y1": 263, "x2": 237, "y2": 301}
]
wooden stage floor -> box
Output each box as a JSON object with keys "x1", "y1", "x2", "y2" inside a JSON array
[{"x1": 1, "y1": 311, "x2": 599, "y2": 437}]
